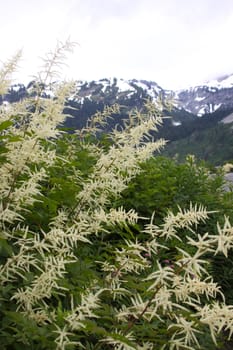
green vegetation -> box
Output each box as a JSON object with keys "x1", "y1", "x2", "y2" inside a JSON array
[
  {"x1": 118, "y1": 156, "x2": 233, "y2": 303},
  {"x1": 1, "y1": 41, "x2": 233, "y2": 350},
  {"x1": 162, "y1": 122, "x2": 233, "y2": 165}
]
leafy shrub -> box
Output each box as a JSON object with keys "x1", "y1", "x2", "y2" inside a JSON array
[
  {"x1": 1, "y1": 40, "x2": 233, "y2": 350},
  {"x1": 117, "y1": 155, "x2": 233, "y2": 304}
]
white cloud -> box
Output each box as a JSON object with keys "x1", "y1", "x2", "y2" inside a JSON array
[{"x1": 1, "y1": 0, "x2": 233, "y2": 89}]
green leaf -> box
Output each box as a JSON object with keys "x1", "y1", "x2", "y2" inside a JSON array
[
  {"x1": 0, "y1": 120, "x2": 13, "y2": 131},
  {"x1": 0, "y1": 238, "x2": 13, "y2": 257}
]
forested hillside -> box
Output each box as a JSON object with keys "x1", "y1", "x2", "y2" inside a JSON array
[
  {"x1": 2, "y1": 77, "x2": 233, "y2": 165},
  {"x1": 161, "y1": 108, "x2": 233, "y2": 165}
]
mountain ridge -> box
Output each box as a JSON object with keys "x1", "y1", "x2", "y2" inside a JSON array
[
  {"x1": 1, "y1": 76, "x2": 233, "y2": 164},
  {"x1": 3, "y1": 74, "x2": 233, "y2": 117}
]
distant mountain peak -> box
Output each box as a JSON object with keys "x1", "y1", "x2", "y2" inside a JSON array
[
  {"x1": 2, "y1": 76, "x2": 233, "y2": 117},
  {"x1": 202, "y1": 74, "x2": 233, "y2": 89},
  {"x1": 215, "y1": 73, "x2": 232, "y2": 82}
]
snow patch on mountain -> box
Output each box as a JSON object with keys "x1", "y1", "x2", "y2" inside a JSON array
[
  {"x1": 175, "y1": 73, "x2": 233, "y2": 116},
  {"x1": 172, "y1": 120, "x2": 182, "y2": 126},
  {"x1": 195, "y1": 96, "x2": 205, "y2": 102},
  {"x1": 117, "y1": 79, "x2": 134, "y2": 92},
  {"x1": 221, "y1": 112, "x2": 233, "y2": 124},
  {"x1": 2, "y1": 75, "x2": 233, "y2": 119},
  {"x1": 204, "y1": 74, "x2": 233, "y2": 89}
]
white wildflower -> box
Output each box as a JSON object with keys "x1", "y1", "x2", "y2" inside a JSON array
[
  {"x1": 176, "y1": 248, "x2": 209, "y2": 277},
  {"x1": 53, "y1": 325, "x2": 77, "y2": 350},
  {"x1": 144, "y1": 262, "x2": 175, "y2": 290},
  {"x1": 12, "y1": 255, "x2": 69, "y2": 311},
  {"x1": 115, "y1": 244, "x2": 150, "y2": 275},
  {"x1": 186, "y1": 232, "x2": 215, "y2": 253},
  {"x1": 0, "y1": 50, "x2": 22, "y2": 95},
  {"x1": 168, "y1": 316, "x2": 202, "y2": 348},
  {"x1": 65, "y1": 289, "x2": 104, "y2": 330},
  {"x1": 101, "y1": 330, "x2": 136, "y2": 350},
  {"x1": 196, "y1": 302, "x2": 233, "y2": 344},
  {"x1": 159, "y1": 204, "x2": 210, "y2": 241},
  {"x1": 169, "y1": 337, "x2": 195, "y2": 350},
  {"x1": 212, "y1": 216, "x2": 233, "y2": 257},
  {"x1": 136, "y1": 342, "x2": 154, "y2": 350},
  {"x1": 173, "y1": 275, "x2": 223, "y2": 303}
]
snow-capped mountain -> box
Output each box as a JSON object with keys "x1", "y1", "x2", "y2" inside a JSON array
[
  {"x1": 2, "y1": 76, "x2": 233, "y2": 164},
  {"x1": 174, "y1": 74, "x2": 233, "y2": 116},
  {"x1": 2, "y1": 75, "x2": 233, "y2": 119},
  {"x1": 68, "y1": 78, "x2": 166, "y2": 105},
  {"x1": 67, "y1": 74, "x2": 233, "y2": 117}
]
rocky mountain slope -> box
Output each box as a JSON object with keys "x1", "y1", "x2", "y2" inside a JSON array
[
  {"x1": 2, "y1": 74, "x2": 233, "y2": 119},
  {"x1": 1, "y1": 76, "x2": 233, "y2": 164},
  {"x1": 174, "y1": 74, "x2": 233, "y2": 116}
]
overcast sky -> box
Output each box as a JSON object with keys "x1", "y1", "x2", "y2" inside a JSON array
[{"x1": 1, "y1": 0, "x2": 233, "y2": 89}]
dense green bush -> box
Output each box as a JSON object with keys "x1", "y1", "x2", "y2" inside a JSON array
[
  {"x1": 117, "y1": 156, "x2": 226, "y2": 219},
  {"x1": 1, "y1": 41, "x2": 233, "y2": 350},
  {"x1": 117, "y1": 156, "x2": 233, "y2": 303}
]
